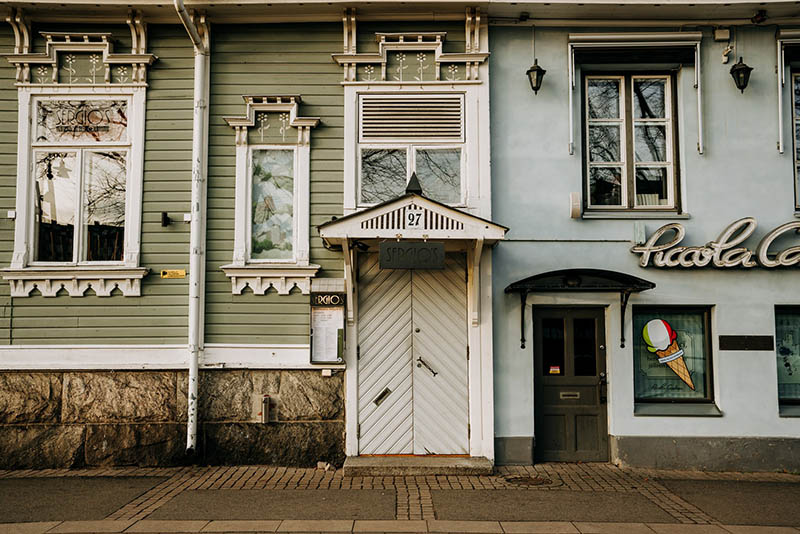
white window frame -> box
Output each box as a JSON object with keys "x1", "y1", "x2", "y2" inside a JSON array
[
  {"x1": 29, "y1": 95, "x2": 132, "y2": 266},
  {"x1": 357, "y1": 143, "x2": 466, "y2": 207},
  {"x1": 231, "y1": 135, "x2": 311, "y2": 269},
  {"x1": 584, "y1": 74, "x2": 677, "y2": 211},
  {"x1": 343, "y1": 86, "x2": 489, "y2": 218},
  {"x1": 245, "y1": 145, "x2": 300, "y2": 264},
  {"x1": 5, "y1": 86, "x2": 147, "y2": 296}
]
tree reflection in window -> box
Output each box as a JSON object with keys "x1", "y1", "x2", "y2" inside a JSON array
[
  {"x1": 84, "y1": 151, "x2": 126, "y2": 261},
  {"x1": 361, "y1": 148, "x2": 407, "y2": 203},
  {"x1": 35, "y1": 152, "x2": 78, "y2": 262},
  {"x1": 415, "y1": 148, "x2": 461, "y2": 204}
]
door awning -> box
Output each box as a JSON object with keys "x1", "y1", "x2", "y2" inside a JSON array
[
  {"x1": 318, "y1": 176, "x2": 507, "y2": 327},
  {"x1": 318, "y1": 175, "x2": 507, "y2": 246},
  {"x1": 505, "y1": 269, "x2": 656, "y2": 350}
]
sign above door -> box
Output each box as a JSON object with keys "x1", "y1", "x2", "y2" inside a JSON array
[{"x1": 379, "y1": 241, "x2": 445, "y2": 270}]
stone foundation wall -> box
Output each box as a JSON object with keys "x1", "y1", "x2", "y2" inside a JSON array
[{"x1": 0, "y1": 370, "x2": 344, "y2": 469}]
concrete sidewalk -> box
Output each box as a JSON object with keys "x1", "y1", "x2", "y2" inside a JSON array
[{"x1": 0, "y1": 464, "x2": 798, "y2": 533}]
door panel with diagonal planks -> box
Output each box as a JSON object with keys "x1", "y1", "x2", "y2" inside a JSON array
[
  {"x1": 357, "y1": 253, "x2": 469, "y2": 455},
  {"x1": 357, "y1": 253, "x2": 414, "y2": 454}
]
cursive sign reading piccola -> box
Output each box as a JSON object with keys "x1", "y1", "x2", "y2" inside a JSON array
[{"x1": 631, "y1": 217, "x2": 800, "y2": 268}]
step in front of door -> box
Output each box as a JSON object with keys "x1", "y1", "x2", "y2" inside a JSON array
[{"x1": 342, "y1": 456, "x2": 493, "y2": 477}]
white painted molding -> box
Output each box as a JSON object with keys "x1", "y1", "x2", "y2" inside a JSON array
[
  {"x1": 221, "y1": 264, "x2": 320, "y2": 295},
  {"x1": 225, "y1": 95, "x2": 318, "y2": 289},
  {"x1": 0, "y1": 343, "x2": 343, "y2": 370},
  {"x1": 2, "y1": 266, "x2": 148, "y2": 297},
  {"x1": 9, "y1": 85, "x2": 147, "y2": 288}
]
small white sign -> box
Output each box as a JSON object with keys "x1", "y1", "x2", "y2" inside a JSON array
[
  {"x1": 406, "y1": 207, "x2": 424, "y2": 229},
  {"x1": 311, "y1": 307, "x2": 343, "y2": 363}
]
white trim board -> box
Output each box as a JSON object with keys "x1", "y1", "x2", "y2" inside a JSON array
[{"x1": 0, "y1": 343, "x2": 345, "y2": 370}]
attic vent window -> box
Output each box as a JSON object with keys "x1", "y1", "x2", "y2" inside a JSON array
[{"x1": 359, "y1": 94, "x2": 465, "y2": 143}]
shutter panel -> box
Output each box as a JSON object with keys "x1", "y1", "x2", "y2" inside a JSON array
[{"x1": 359, "y1": 94, "x2": 464, "y2": 143}]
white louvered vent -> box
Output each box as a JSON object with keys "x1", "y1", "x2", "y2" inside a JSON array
[
  {"x1": 360, "y1": 205, "x2": 465, "y2": 231},
  {"x1": 359, "y1": 94, "x2": 464, "y2": 142}
]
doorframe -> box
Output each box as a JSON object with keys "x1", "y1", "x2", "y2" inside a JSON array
[
  {"x1": 345, "y1": 246, "x2": 495, "y2": 460},
  {"x1": 530, "y1": 302, "x2": 612, "y2": 461}
]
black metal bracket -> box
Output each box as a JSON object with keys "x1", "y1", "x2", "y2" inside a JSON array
[
  {"x1": 519, "y1": 291, "x2": 528, "y2": 349},
  {"x1": 620, "y1": 290, "x2": 632, "y2": 348}
]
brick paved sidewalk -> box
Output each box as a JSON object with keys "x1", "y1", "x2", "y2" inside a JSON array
[
  {"x1": 1, "y1": 464, "x2": 798, "y2": 526},
  {"x1": 1, "y1": 519, "x2": 799, "y2": 534}
]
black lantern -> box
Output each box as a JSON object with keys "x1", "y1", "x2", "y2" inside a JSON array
[
  {"x1": 526, "y1": 59, "x2": 546, "y2": 94},
  {"x1": 730, "y1": 57, "x2": 753, "y2": 93}
]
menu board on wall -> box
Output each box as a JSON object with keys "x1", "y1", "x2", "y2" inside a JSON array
[{"x1": 310, "y1": 293, "x2": 345, "y2": 365}]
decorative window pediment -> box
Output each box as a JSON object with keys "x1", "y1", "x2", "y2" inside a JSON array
[
  {"x1": 221, "y1": 95, "x2": 321, "y2": 296},
  {"x1": 2, "y1": 9, "x2": 153, "y2": 297},
  {"x1": 4, "y1": 10, "x2": 157, "y2": 85},
  {"x1": 332, "y1": 8, "x2": 488, "y2": 83}
]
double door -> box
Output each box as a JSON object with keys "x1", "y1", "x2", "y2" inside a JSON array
[
  {"x1": 357, "y1": 252, "x2": 469, "y2": 455},
  {"x1": 533, "y1": 307, "x2": 608, "y2": 461}
]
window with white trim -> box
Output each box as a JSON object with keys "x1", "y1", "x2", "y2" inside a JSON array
[
  {"x1": 584, "y1": 73, "x2": 679, "y2": 211},
  {"x1": 358, "y1": 94, "x2": 465, "y2": 206},
  {"x1": 32, "y1": 97, "x2": 129, "y2": 264}
]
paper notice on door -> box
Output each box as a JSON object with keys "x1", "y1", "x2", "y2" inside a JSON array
[{"x1": 311, "y1": 306, "x2": 344, "y2": 363}]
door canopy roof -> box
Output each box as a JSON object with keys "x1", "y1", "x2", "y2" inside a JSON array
[{"x1": 319, "y1": 192, "x2": 507, "y2": 246}]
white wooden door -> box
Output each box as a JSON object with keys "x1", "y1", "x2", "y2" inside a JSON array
[
  {"x1": 357, "y1": 253, "x2": 469, "y2": 455},
  {"x1": 411, "y1": 254, "x2": 469, "y2": 454}
]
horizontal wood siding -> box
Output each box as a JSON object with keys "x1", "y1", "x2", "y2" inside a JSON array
[
  {"x1": 205, "y1": 24, "x2": 344, "y2": 345},
  {"x1": 0, "y1": 25, "x2": 193, "y2": 344}
]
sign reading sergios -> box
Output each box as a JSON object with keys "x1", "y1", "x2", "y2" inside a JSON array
[
  {"x1": 631, "y1": 217, "x2": 800, "y2": 268},
  {"x1": 379, "y1": 241, "x2": 445, "y2": 270}
]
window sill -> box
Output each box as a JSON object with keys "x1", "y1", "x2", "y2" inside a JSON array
[
  {"x1": 221, "y1": 263, "x2": 320, "y2": 295},
  {"x1": 634, "y1": 402, "x2": 723, "y2": 417},
  {"x1": 582, "y1": 212, "x2": 691, "y2": 220},
  {"x1": 1, "y1": 266, "x2": 149, "y2": 297},
  {"x1": 779, "y1": 404, "x2": 800, "y2": 417}
]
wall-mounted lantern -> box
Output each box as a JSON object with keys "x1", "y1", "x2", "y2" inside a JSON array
[
  {"x1": 526, "y1": 59, "x2": 546, "y2": 94},
  {"x1": 730, "y1": 57, "x2": 753, "y2": 93}
]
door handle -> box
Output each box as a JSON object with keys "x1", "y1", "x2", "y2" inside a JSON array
[{"x1": 416, "y1": 357, "x2": 438, "y2": 377}]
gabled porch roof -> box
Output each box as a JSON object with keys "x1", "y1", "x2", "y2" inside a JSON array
[{"x1": 318, "y1": 192, "x2": 507, "y2": 246}]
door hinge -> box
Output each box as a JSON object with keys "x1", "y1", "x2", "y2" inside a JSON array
[
  {"x1": 466, "y1": 345, "x2": 470, "y2": 361},
  {"x1": 356, "y1": 345, "x2": 360, "y2": 360},
  {"x1": 357, "y1": 424, "x2": 361, "y2": 439},
  {"x1": 468, "y1": 424, "x2": 471, "y2": 439}
]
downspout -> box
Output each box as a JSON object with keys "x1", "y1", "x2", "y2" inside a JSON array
[{"x1": 175, "y1": 0, "x2": 209, "y2": 454}]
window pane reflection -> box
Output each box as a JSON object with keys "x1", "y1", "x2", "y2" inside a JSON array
[
  {"x1": 35, "y1": 152, "x2": 77, "y2": 262},
  {"x1": 633, "y1": 79, "x2": 666, "y2": 119},
  {"x1": 361, "y1": 148, "x2": 407, "y2": 203},
  {"x1": 587, "y1": 80, "x2": 620, "y2": 119},
  {"x1": 635, "y1": 126, "x2": 667, "y2": 162},
  {"x1": 589, "y1": 125, "x2": 621, "y2": 162},
  {"x1": 415, "y1": 148, "x2": 461, "y2": 204},
  {"x1": 775, "y1": 309, "x2": 800, "y2": 402},
  {"x1": 589, "y1": 167, "x2": 622, "y2": 206},
  {"x1": 84, "y1": 151, "x2": 126, "y2": 261}
]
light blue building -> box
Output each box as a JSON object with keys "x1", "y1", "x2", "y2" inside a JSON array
[{"x1": 491, "y1": 11, "x2": 800, "y2": 470}]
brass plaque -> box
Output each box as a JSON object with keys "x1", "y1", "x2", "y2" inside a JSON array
[{"x1": 160, "y1": 269, "x2": 186, "y2": 279}]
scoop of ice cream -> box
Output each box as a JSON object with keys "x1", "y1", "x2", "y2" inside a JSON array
[{"x1": 643, "y1": 319, "x2": 676, "y2": 353}]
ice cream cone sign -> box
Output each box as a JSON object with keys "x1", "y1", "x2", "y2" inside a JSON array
[{"x1": 642, "y1": 319, "x2": 695, "y2": 390}]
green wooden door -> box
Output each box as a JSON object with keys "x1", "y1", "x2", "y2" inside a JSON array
[{"x1": 533, "y1": 307, "x2": 609, "y2": 462}]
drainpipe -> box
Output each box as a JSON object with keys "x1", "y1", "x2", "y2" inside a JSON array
[{"x1": 175, "y1": 0, "x2": 209, "y2": 454}]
